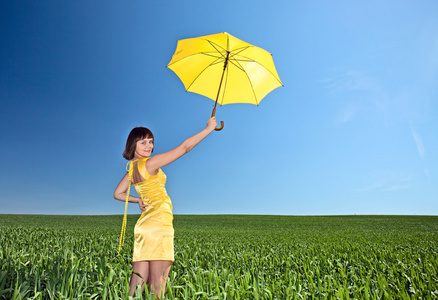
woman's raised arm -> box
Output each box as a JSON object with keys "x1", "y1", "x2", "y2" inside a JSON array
[{"x1": 145, "y1": 117, "x2": 217, "y2": 175}]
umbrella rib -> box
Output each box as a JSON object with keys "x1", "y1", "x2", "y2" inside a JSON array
[
  {"x1": 206, "y1": 40, "x2": 228, "y2": 58},
  {"x1": 227, "y1": 58, "x2": 246, "y2": 72},
  {"x1": 229, "y1": 55, "x2": 254, "y2": 64},
  {"x1": 199, "y1": 52, "x2": 227, "y2": 66},
  {"x1": 206, "y1": 40, "x2": 227, "y2": 52},
  {"x1": 229, "y1": 45, "x2": 282, "y2": 85},
  {"x1": 227, "y1": 47, "x2": 260, "y2": 70},
  {"x1": 229, "y1": 46, "x2": 251, "y2": 56},
  {"x1": 228, "y1": 54, "x2": 282, "y2": 86},
  {"x1": 228, "y1": 47, "x2": 255, "y2": 64},
  {"x1": 184, "y1": 57, "x2": 223, "y2": 92},
  {"x1": 232, "y1": 57, "x2": 260, "y2": 105},
  {"x1": 167, "y1": 52, "x2": 222, "y2": 67},
  {"x1": 200, "y1": 52, "x2": 225, "y2": 59},
  {"x1": 232, "y1": 53, "x2": 283, "y2": 85}
]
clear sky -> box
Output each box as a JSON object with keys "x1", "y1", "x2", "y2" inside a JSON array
[{"x1": 1, "y1": 0, "x2": 437, "y2": 216}]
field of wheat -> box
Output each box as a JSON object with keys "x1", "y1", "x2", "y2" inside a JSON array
[{"x1": 0, "y1": 214, "x2": 437, "y2": 299}]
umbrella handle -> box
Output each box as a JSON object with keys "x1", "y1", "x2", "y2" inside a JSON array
[
  {"x1": 215, "y1": 121, "x2": 224, "y2": 131},
  {"x1": 212, "y1": 106, "x2": 224, "y2": 131}
]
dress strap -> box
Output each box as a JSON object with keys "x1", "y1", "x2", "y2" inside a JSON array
[
  {"x1": 137, "y1": 157, "x2": 149, "y2": 180},
  {"x1": 118, "y1": 161, "x2": 133, "y2": 253}
]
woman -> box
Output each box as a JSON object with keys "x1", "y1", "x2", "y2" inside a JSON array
[{"x1": 114, "y1": 117, "x2": 217, "y2": 298}]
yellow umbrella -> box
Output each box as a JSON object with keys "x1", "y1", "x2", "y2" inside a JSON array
[{"x1": 167, "y1": 32, "x2": 283, "y2": 131}]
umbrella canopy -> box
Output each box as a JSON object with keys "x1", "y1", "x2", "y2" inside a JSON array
[{"x1": 167, "y1": 32, "x2": 283, "y2": 130}]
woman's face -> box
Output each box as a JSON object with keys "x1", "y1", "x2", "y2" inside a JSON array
[{"x1": 134, "y1": 137, "x2": 154, "y2": 158}]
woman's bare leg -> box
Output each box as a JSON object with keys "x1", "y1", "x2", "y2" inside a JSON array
[
  {"x1": 148, "y1": 261, "x2": 172, "y2": 298},
  {"x1": 129, "y1": 261, "x2": 149, "y2": 296}
]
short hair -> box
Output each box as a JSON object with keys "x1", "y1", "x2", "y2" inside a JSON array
[{"x1": 123, "y1": 127, "x2": 154, "y2": 160}]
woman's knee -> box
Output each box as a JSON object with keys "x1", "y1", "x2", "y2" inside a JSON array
[
  {"x1": 131, "y1": 270, "x2": 146, "y2": 283},
  {"x1": 132, "y1": 262, "x2": 149, "y2": 282}
]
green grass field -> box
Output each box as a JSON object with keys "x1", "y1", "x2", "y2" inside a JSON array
[{"x1": 0, "y1": 214, "x2": 437, "y2": 299}]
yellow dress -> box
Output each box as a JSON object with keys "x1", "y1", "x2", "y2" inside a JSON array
[{"x1": 130, "y1": 157, "x2": 174, "y2": 262}]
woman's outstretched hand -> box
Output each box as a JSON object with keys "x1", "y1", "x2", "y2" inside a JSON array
[{"x1": 207, "y1": 116, "x2": 217, "y2": 132}]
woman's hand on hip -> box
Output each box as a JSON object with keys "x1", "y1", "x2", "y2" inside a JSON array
[{"x1": 138, "y1": 199, "x2": 147, "y2": 212}]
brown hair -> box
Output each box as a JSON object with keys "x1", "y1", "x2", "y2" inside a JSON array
[{"x1": 123, "y1": 127, "x2": 154, "y2": 160}]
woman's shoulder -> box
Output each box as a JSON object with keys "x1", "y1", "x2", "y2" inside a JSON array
[{"x1": 135, "y1": 157, "x2": 150, "y2": 162}]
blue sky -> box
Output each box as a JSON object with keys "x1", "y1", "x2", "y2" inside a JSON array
[{"x1": 1, "y1": 0, "x2": 437, "y2": 215}]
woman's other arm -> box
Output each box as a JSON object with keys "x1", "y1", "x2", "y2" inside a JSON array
[
  {"x1": 146, "y1": 117, "x2": 217, "y2": 175},
  {"x1": 113, "y1": 173, "x2": 147, "y2": 211}
]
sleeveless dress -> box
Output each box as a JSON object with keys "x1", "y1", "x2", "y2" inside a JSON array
[{"x1": 130, "y1": 157, "x2": 174, "y2": 262}]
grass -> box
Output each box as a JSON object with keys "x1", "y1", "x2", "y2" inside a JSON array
[{"x1": 0, "y1": 214, "x2": 437, "y2": 299}]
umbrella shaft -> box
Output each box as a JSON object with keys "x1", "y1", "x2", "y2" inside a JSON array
[{"x1": 212, "y1": 51, "x2": 230, "y2": 117}]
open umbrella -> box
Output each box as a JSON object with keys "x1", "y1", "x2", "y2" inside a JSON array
[{"x1": 167, "y1": 32, "x2": 283, "y2": 131}]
